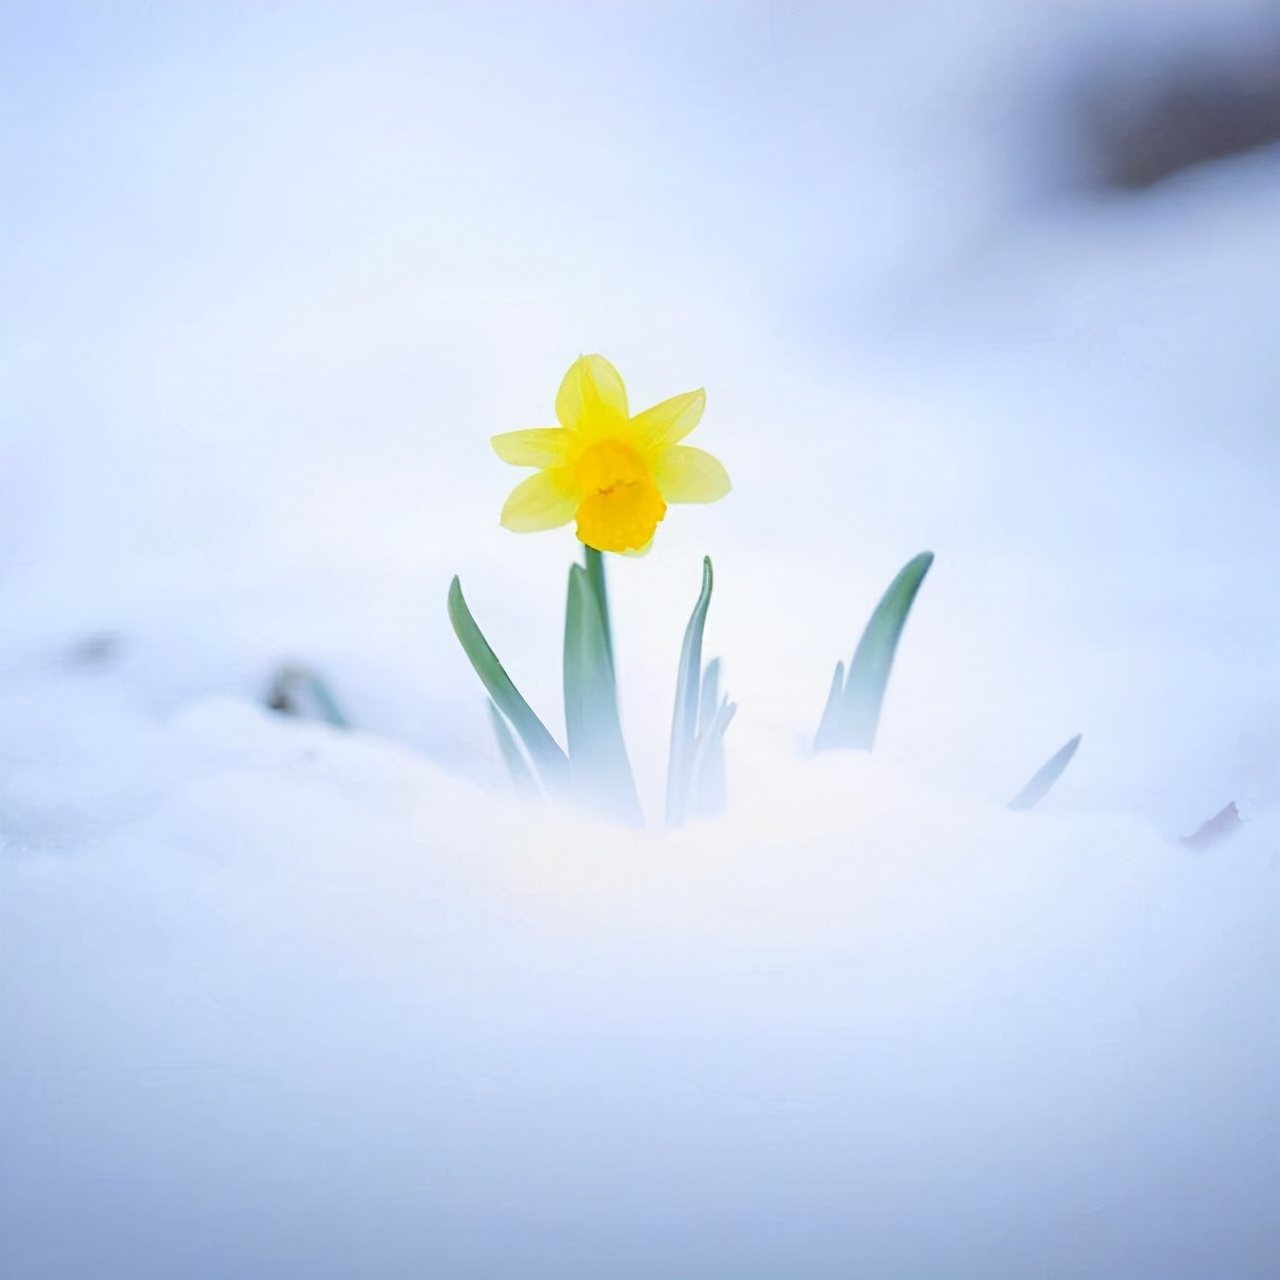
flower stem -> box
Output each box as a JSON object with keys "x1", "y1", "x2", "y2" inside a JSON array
[{"x1": 583, "y1": 545, "x2": 614, "y2": 674}]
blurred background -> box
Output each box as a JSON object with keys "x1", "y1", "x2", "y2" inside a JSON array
[
  {"x1": 2, "y1": 0, "x2": 1277, "y2": 835},
  {"x1": 1, "y1": 4, "x2": 1278, "y2": 1276}
]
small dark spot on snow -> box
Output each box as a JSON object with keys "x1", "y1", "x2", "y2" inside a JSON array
[
  {"x1": 65, "y1": 631, "x2": 123, "y2": 668},
  {"x1": 1072, "y1": 40, "x2": 1280, "y2": 190},
  {"x1": 266, "y1": 665, "x2": 303, "y2": 715},
  {"x1": 264, "y1": 663, "x2": 351, "y2": 730}
]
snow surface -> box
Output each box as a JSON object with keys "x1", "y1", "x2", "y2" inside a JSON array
[{"x1": 2, "y1": 3, "x2": 1277, "y2": 1278}]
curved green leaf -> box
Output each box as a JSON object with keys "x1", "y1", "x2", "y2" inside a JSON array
[
  {"x1": 689, "y1": 694, "x2": 735, "y2": 821},
  {"x1": 698, "y1": 657, "x2": 722, "y2": 737},
  {"x1": 448, "y1": 576, "x2": 569, "y2": 794},
  {"x1": 665, "y1": 557, "x2": 714, "y2": 826},
  {"x1": 1008, "y1": 734, "x2": 1081, "y2": 811},
  {"x1": 814, "y1": 551, "x2": 933, "y2": 752},
  {"x1": 812, "y1": 660, "x2": 845, "y2": 750},
  {"x1": 487, "y1": 699, "x2": 541, "y2": 802}
]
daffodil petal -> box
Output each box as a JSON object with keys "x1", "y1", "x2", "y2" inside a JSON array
[
  {"x1": 631, "y1": 389, "x2": 705, "y2": 451},
  {"x1": 555, "y1": 354, "x2": 629, "y2": 436},
  {"x1": 491, "y1": 428, "x2": 573, "y2": 468},
  {"x1": 499, "y1": 468, "x2": 577, "y2": 532},
  {"x1": 652, "y1": 445, "x2": 731, "y2": 504}
]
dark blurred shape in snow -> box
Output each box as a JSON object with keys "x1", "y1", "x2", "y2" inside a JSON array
[
  {"x1": 1182, "y1": 799, "x2": 1245, "y2": 848},
  {"x1": 63, "y1": 630, "x2": 123, "y2": 669},
  {"x1": 265, "y1": 662, "x2": 351, "y2": 729},
  {"x1": 1072, "y1": 31, "x2": 1280, "y2": 189}
]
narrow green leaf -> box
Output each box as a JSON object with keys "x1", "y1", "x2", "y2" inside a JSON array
[
  {"x1": 265, "y1": 664, "x2": 351, "y2": 729},
  {"x1": 812, "y1": 660, "x2": 846, "y2": 752},
  {"x1": 689, "y1": 695, "x2": 736, "y2": 821},
  {"x1": 447, "y1": 576, "x2": 569, "y2": 794},
  {"x1": 698, "y1": 657, "x2": 721, "y2": 737},
  {"x1": 815, "y1": 551, "x2": 933, "y2": 753},
  {"x1": 665, "y1": 556, "x2": 714, "y2": 827},
  {"x1": 306, "y1": 673, "x2": 350, "y2": 730},
  {"x1": 487, "y1": 699, "x2": 541, "y2": 802},
  {"x1": 563, "y1": 563, "x2": 643, "y2": 825},
  {"x1": 1008, "y1": 734, "x2": 1081, "y2": 811}
]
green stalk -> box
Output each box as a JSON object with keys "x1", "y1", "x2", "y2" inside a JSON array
[
  {"x1": 563, "y1": 559, "x2": 643, "y2": 825},
  {"x1": 583, "y1": 545, "x2": 614, "y2": 675}
]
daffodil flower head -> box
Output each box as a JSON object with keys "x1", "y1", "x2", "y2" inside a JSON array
[{"x1": 492, "y1": 355, "x2": 731, "y2": 554}]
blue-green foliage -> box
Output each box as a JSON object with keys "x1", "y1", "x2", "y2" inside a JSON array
[
  {"x1": 563, "y1": 558, "x2": 643, "y2": 825},
  {"x1": 266, "y1": 665, "x2": 351, "y2": 730},
  {"x1": 814, "y1": 551, "x2": 933, "y2": 753},
  {"x1": 688, "y1": 657, "x2": 735, "y2": 821},
  {"x1": 452, "y1": 551, "x2": 734, "y2": 827},
  {"x1": 486, "y1": 698, "x2": 541, "y2": 802},
  {"x1": 666, "y1": 559, "x2": 735, "y2": 825},
  {"x1": 1008, "y1": 734, "x2": 1082, "y2": 811},
  {"x1": 447, "y1": 575, "x2": 570, "y2": 798}
]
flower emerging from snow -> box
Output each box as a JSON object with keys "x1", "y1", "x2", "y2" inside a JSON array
[{"x1": 492, "y1": 354, "x2": 730, "y2": 554}]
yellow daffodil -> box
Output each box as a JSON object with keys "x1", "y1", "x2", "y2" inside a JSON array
[{"x1": 492, "y1": 354, "x2": 730, "y2": 554}]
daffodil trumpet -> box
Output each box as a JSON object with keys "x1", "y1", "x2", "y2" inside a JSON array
[{"x1": 448, "y1": 354, "x2": 734, "y2": 826}]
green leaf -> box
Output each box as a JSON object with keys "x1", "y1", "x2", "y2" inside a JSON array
[
  {"x1": 266, "y1": 664, "x2": 351, "y2": 729},
  {"x1": 698, "y1": 657, "x2": 721, "y2": 737},
  {"x1": 487, "y1": 699, "x2": 541, "y2": 802},
  {"x1": 813, "y1": 660, "x2": 845, "y2": 749},
  {"x1": 814, "y1": 551, "x2": 933, "y2": 753},
  {"x1": 665, "y1": 556, "x2": 714, "y2": 826},
  {"x1": 689, "y1": 693, "x2": 735, "y2": 821},
  {"x1": 1008, "y1": 734, "x2": 1081, "y2": 811},
  {"x1": 447, "y1": 576, "x2": 569, "y2": 795},
  {"x1": 563, "y1": 562, "x2": 643, "y2": 826},
  {"x1": 306, "y1": 672, "x2": 351, "y2": 730}
]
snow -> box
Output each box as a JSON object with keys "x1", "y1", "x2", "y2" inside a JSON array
[{"x1": 2, "y1": 3, "x2": 1277, "y2": 1277}]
